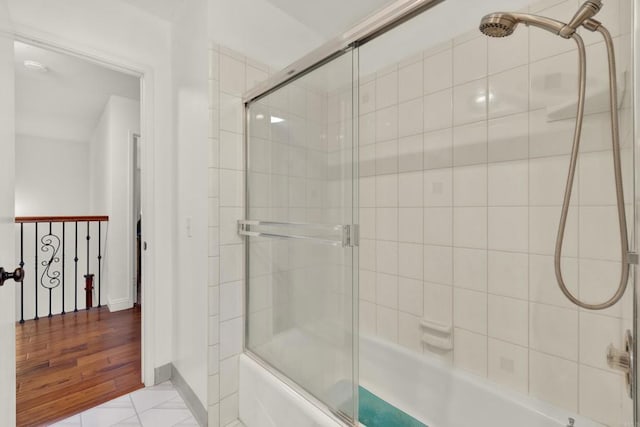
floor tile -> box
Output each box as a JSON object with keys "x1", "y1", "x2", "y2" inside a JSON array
[
  {"x1": 53, "y1": 381, "x2": 198, "y2": 427},
  {"x1": 138, "y1": 408, "x2": 193, "y2": 427},
  {"x1": 130, "y1": 389, "x2": 180, "y2": 413},
  {"x1": 81, "y1": 407, "x2": 137, "y2": 427}
]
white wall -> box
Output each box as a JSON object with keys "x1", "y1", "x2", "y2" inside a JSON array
[
  {"x1": 15, "y1": 135, "x2": 90, "y2": 216},
  {"x1": 7, "y1": 0, "x2": 175, "y2": 381},
  {"x1": 170, "y1": 0, "x2": 209, "y2": 410},
  {"x1": 90, "y1": 95, "x2": 140, "y2": 312}
]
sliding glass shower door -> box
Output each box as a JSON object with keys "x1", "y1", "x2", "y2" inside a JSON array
[{"x1": 243, "y1": 50, "x2": 359, "y2": 422}]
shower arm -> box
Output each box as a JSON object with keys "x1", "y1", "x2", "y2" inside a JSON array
[{"x1": 554, "y1": 24, "x2": 630, "y2": 310}]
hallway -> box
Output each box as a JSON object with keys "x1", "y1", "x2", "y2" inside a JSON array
[{"x1": 16, "y1": 306, "x2": 143, "y2": 426}]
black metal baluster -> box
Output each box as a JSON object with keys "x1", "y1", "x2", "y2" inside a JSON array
[
  {"x1": 34, "y1": 222, "x2": 38, "y2": 320},
  {"x1": 48, "y1": 222, "x2": 52, "y2": 317},
  {"x1": 74, "y1": 221, "x2": 78, "y2": 312},
  {"x1": 19, "y1": 223, "x2": 24, "y2": 324},
  {"x1": 62, "y1": 222, "x2": 66, "y2": 315},
  {"x1": 86, "y1": 221, "x2": 90, "y2": 310},
  {"x1": 98, "y1": 221, "x2": 102, "y2": 308}
]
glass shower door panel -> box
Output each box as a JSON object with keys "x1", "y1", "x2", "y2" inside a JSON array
[{"x1": 245, "y1": 50, "x2": 357, "y2": 421}]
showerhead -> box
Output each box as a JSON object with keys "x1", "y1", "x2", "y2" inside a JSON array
[
  {"x1": 479, "y1": 13, "x2": 517, "y2": 37},
  {"x1": 479, "y1": 12, "x2": 567, "y2": 38}
]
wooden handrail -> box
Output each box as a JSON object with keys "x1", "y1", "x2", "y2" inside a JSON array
[{"x1": 15, "y1": 216, "x2": 109, "y2": 224}]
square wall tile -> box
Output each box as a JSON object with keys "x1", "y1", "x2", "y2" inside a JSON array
[
  {"x1": 399, "y1": 208, "x2": 423, "y2": 244},
  {"x1": 453, "y1": 248, "x2": 487, "y2": 292},
  {"x1": 376, "y1": 273, "x2": 398, "y2": 309},
  {"x1": 453, "y1": 121, "x2": 487, "y2": 166},
  {"x1": 488, "y1": 295, "x2": 528, "y2": 347},
  {"x1": 487, "y1": 112, "x2": 528, "y2": 163},
  {"x1": 219, "y1": 281, "x2": 243, "y2": 321},
  {"x1": 453, "y1": 37, "x2": 487, "y2": 85},
  {"x1": 487, "y1": 251, "x2": 528, "y2": 300},
  {"x1": 424, "y1": 169, "x2": 453, "y2": 207},
  {"x1": 488, "y1": 207, "x2": 528, "y2": 252},
  {"x1": 453, "y1": 207, "x2": 487, "y2": 249},
  {"x1": 454, "y1": 328, "x2": 487, "y2": 377},
  {"x1": 220, "y1": 54, "x2": 246, "y2": 95},
  {"x1": 424, "y1": 128, "x2": 452, "y2": 170},
  {"x1": 398, "y1": 134, "x2": 424, "y2": 172},
  {"x1": 399, "y1": 277, "x2": 423, "y2": 316},
  {"x1": 377, "y1": 305, "x2": 399, "y2": 343},
  {"x1": 453, "y1": 79, "x2": 487, "y2": 126},
  {"x1": 424, "y1": 207, "x2": 452, "y2": 246},
  {"x1": 424, "y1": 49, "x2": 452, "y2": 95},
  {"x1": 376, "y1": 70, "x2": 398, "y2": 109},
  {"x1": 529, "y1": 350, "x2": 578, "y2": 412},
  {"x1": 399, "y1": 243, "x2": 423, "y2": 280},
  {"x1": 529, "y1": 302, "x2": 578, "y2": 361},
  {"x1": 488, "y1": 339, "x2": 528, "y2": 393},
  {"x1": 453, "y1": 164, "x2": 487, "y2": 207},
  {"x1": 399, "y1": 98, "x2": 423, "y2": 137},
  {"x1": 488, "y1": 65, "x2": 528, "y2": 119},
  {"x1": 399, "y1": 60, "x2": 423, "y2": 102},
  {"x1": 424, "y1": 282, "x2": 452, "y2": 324},
  {"x1": 219, "y1": 317, "x2": 243, "y2": 359},
  {"x1": 488, "y1": 26, "x2": 528, "y2": 75},
  {"x1": 579, "y1": 365, "x2": 624, "y2": 426},
  {"x1": 376, "y1": 240, "x2": 398, "y2": 275},
  {"x1": 376, "y1": 106, "x2": 399, "y2": 142},
  {"x1": 399, "y1": 312, "x2": 423, "y2": 353},
  {"x1": 424, "y1": 89, "x2": 453, "y2": 132},
  {"x1": 488, "y1": 161, "x2": 528, "y2": 206},
  {"x1": 220, "y1": 244, "x2": 244, "y2": 284},
  {"x1": 399, "y1": 171, "x2": 424, "y2": 207},
  {"x1": 528, "y1": 254, "x2": 577, "y2": 309},
  {"x1": 375, "y1": 207, "x2": 398, "y2": 241},
  {"x1": 424, "y1": 245, "x2": 453, "y2": 285},
  {"x1": 453, "y1": 288, "x2": 487, "y2": 335}
]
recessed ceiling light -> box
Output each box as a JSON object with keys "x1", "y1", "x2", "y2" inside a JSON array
[
  {"x1": 270, "y1": 116, "x2": 284, "y2": 124},
  {"x1": 23, "y1": 60, "x2": 48, "y2": 72}
]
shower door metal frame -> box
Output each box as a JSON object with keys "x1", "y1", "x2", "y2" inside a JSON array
[
  {"x1": 242, "y1": 0, "x2": 444, "y2": 105},
  {"x1": 634, "y1": 0, "x2": 640, "y2": 423}
]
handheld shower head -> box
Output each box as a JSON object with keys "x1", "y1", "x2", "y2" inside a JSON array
[
  {"x1": 478, "y1": 13, "x2": 517, "y2": 37},
  {"x1": 479, "y1": 12, "x2": 567, "y2": 38}
]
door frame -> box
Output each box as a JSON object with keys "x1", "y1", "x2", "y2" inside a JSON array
[{"x1": 11, "y1": 29, "x2": 157, "y2": 387}]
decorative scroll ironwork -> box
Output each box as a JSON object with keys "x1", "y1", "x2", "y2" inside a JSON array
[{"x1": 40, "y1": 233, "x2": 61, "y2": 290}]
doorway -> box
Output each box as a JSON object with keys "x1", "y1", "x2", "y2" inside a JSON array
[{"x1": 13, "y1": 40, "x2": 144, "y2": 425}]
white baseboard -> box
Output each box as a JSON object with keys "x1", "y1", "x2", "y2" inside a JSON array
[{"x1": 107, "y1": 297, "x2": 134, "y2": 312}]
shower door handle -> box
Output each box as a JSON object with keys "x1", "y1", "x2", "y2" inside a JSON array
[{"x1": 238, "y1": 220, "x2": 358, "y2": 248}]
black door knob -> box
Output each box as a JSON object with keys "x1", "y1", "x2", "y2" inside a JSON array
[{"x1": 0, "y1": 267, "x2": 25, "y2": 286}]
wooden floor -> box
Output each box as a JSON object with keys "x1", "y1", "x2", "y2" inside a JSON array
[{"x1": 16, "y1": 306, "x2": 143, "y2": 427}]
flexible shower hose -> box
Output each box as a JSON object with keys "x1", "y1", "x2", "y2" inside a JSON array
[{"x1": 554, "y1": 25, "x2": 630, "y2": 310}]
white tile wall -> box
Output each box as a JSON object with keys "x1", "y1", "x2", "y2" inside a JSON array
[
  {"x1": 358, "y1": 0, "x2": 633, "y2": 425},
  {"x1": 209, "y1": 43, "x2": 271, "y2": 427}
]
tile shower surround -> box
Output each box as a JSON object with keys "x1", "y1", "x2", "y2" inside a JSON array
[
  {"x1": 208, "y1": 0, "x2": 636, "y2": 426},
  {"x1": 358, "y1": 0, "x2": 634, "y2": 425},
  {"x1": 208, "y1": 44, "x2": 271, "y2": 427}
]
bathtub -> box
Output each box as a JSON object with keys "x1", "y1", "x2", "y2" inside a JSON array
[{"x1": 239, "y1": 332, "x2": 603, "y2": 427}]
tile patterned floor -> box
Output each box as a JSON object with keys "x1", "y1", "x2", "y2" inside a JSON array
[{"x1": 51, "y1": 381, "x2": 199, "y2": 427}]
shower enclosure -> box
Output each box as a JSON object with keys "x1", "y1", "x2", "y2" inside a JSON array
[{"x1": 240, "y1": 0, "x2": 638, "y2": 425}]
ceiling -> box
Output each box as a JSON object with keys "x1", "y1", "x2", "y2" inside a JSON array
[
  {"x1": 15, "y1": 41, "x2": 140, "y2": 143},
  {"x1": 208, "y1": 0, "x2": 397, "y2": 69}
]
